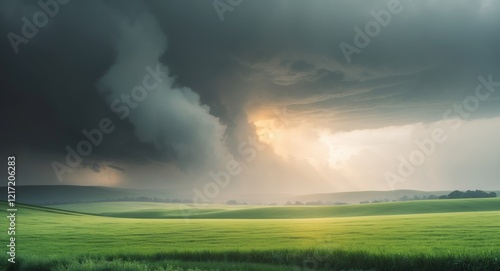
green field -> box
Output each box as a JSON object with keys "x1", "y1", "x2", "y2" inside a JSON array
[
  {"x1": 51, "y1": 198, "x2": 500, "y2": 219},
  {"x1": 1, "y1": 199, "x2": 500, "y2": 271}
]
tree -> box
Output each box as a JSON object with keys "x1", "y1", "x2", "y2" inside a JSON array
[
  {"x1": 226, "y1": 200, "x2": 238, "y2": 205},
  {"x1": 448, "y1": 190, "x2": 464, "y2": 199},
  {"x1": 399, "y1": 195, "x2": 409, "y2": 201},
  {"x1": 306, "y1": 201, "x2": 324, "y2": 205},
  {"x1": 447, "y1": 190, "x2": 494, "y2": 199}
]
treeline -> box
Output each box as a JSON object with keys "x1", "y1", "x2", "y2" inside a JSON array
[
  {"x1": 226, "y1": 200, "x2": 348, "y2": 206},
  {"x1": 97, "y1": 197, "x2": 194, "y2": 203},
  {"x1": 440, "y1": 190, "x2": 497, "y2": 199},
  {"x1": 38, "y1": 190, "x2": 496, "y2": 206},
  {"x1": 42, "y1": 197, "x2": 194, "y2": 205},
  {"x1": 359, "y1": 190, "x2": 497, "y2": 205},
  {"x1": 396, "y1": 190, "x2": 496, "y2": 203},
  {"x1": 286, "y1": 200, "x2": 347, "y2": 206}
]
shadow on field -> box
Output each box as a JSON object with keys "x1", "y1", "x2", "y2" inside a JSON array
[{"x1": 2, "y1": 249, "x2": 499, "y2": 271}]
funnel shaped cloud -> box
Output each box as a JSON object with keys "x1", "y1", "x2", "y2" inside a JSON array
[{"x1": 97, "y1": 13, "x2": 228, "y2": 172}]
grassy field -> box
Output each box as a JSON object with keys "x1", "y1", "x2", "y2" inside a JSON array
[
  {"x1": 1, "y1": 200, "x2": 500, "y2": 270},
  {"x1": 51, "y1": 198, "x2": 500, "y2": 219}
]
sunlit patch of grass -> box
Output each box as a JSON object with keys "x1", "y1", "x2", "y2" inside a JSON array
[
  {"x1": 1, "y1": 201, "x2": 499, "y2": 270},
  {"x1": 51, "y1": 198, "x2": 500, "y2": 219}
]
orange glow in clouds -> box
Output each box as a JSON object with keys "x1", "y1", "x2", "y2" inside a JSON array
[
  {"x1": 250, "y1": 108, "x2": 291, "y2": 155},
  {"x1": 66, "y1": 167, "x2": 123, "y2": 187}
]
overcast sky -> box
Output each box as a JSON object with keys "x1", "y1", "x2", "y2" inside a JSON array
[{"x1": 1, "y1": 0, "x2": 500, "y2": 197}]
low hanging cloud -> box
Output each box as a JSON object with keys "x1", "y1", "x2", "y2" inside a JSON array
[
  {"x1": 97, "y1": 12, "x2": 228, "y2": 172},
  {"x1": 2, "y1": 0, "x2": 500, "y2": 193}
]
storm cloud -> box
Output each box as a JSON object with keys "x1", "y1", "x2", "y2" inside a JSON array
[
  {"x1": 97, "y1": 11, "x2": 228, "y2": 172},
  {"x1": 1, "y1": 0, "x2": 500, "y2": 194}
]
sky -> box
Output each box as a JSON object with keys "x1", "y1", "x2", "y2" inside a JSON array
[{"x1": 1, "y1": 0, "x2": 500, "y2": 199}]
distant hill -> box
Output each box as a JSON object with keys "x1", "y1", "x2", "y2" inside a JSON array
[
  {"x1": 226, "y1": 190, "x2": 450, "y2": 204},
  {"x1": 232, "y1": 190, "x2": 500, "y2": 204},
  {"x1": 294, "y1": 190, "x2": 453, "y2": 204},
  {"x1": 0, "y1": 185, "x2": 189, "y2": 205},
  {"x1": 0, "y1": 185, "x2": 497, "y2": 205},
  {"x1": 49, "y1": 198, "x2": 500, "y2": 219}
]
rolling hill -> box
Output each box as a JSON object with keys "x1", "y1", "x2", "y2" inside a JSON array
[
  {"x1": 3, "y1": 185, "x2": 493, "y2": 205},
  {"x1": 2, "y1": 200, "x2": 500, "y2": 271},
  {"x1": 50, "y1": 197, "x2": 500, "y2": 219}
]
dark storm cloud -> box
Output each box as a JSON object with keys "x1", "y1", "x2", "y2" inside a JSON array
[
  {"x1": 239, "y1": 0, "x2": 500, "y2": 128},
  {"x1": 141, "y1": 0, "x2": 500, "y2": 132},
  {"x1": 1, "y1": 0, "x2": 500, "y2": 186},
  {"x1": 96, "y1": 11, "x2": 228, "y2": 172},
  {"x1": 0, "y1": 1, "x2": 188, "y2": 167}
]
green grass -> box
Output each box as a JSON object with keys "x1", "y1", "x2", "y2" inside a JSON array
[
  {"x1": 50, "y1": 197, "x2": 500, "y2": 219},
  {"x1": 1, "y1": 200, "x2": 500, "y2": 270},
  {"x1": 3, "y1": 256, "x2": 300, "y2": 271}
]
